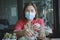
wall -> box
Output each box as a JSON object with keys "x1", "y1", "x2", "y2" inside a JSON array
[{"x1": 0, "y1": 0, "x2": 18, "y2": 25}]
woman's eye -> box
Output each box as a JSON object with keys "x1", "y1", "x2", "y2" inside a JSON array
[
  {"x1": 31, "y1": 10, "x2": 34, "y2": 12},
  {"x1": 26, "y1": 10, "x2": 29, "y2": 12}
]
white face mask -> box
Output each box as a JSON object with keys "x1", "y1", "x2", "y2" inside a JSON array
[{"x1": 25, "y1": 12, "x2": 35, "y2": 20}]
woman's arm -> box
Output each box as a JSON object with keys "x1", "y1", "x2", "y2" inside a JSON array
[
  {"x1": 14, "y1": 20, "x2": 34, "y2": 38},
  {"x1": 14, "y1": 20, "x2": 25, "y2": 38},
  {"x1": 37, "y1": 18, "x2": 46, "y2": 39},
  {"x1": 14, "y1": 29, "x2": 25, "y2": 38}
]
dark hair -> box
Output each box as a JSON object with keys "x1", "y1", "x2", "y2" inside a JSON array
[{"x1": 22, "y1": 2, "x2": 38, "y2": 20}]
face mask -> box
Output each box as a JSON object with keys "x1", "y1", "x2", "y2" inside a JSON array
[{"x1": 25, "y1": 12, "x2": 35, "y2": 20}]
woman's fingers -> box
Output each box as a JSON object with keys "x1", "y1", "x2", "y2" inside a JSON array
[
  {"x1": 38, "y1": 33, "x2": 45, "y2": 39},
  {"x1": 33, "y1": 26, "x2": 40, "y2": 32},
  {"x1": 25, "y1": 31, "x2": 32, "y2": 37},
  {"x1": 25, "y1": 30, "x2": 34, "y2": 37}
]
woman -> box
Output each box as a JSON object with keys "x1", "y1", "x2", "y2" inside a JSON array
[{"x1": 14, "y1": 2, "x2": 45, "y2": 40}]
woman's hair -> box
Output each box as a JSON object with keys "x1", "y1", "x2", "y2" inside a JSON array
[{"x1": 22, "y1": 2, "x2": 38, "y2": 20}]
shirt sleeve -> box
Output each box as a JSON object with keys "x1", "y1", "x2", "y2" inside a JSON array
[{"x1": 14, "y1": 20, "x2": 23, "y2": 32}]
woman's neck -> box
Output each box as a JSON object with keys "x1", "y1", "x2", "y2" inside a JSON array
[{"x1": 28, "y1": 20, "x2": 33, "y2": 22}]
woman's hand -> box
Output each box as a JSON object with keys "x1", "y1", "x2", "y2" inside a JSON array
[
  {"x1": 38, "y1": 33, "x2": 46, "y2": 39},
  {"x1": 24, "y1": 21, "x2": 34, "y2": 37},
  {"x1": 33, "y1": 23, "x2": 40, "y2": 32},
  {"x1": 38, "y1": 27, "x2": 46, "y2": 39},
  {"x1": 24, "y1": 29, "x2": 34, "y2": 37}
]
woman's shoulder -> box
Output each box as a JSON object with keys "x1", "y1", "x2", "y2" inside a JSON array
[
  {"x1": 16, "y1": 19, "x2": 25, "y2": 24},
  {"x1": 16, "y1": 19, "x2": 27, "y2": 24},
  {"x1": 36, "y1": 18, "x2": 44, "y2": 21},
  {"x1": 34, "y1": 18, "x2": 44, "y2": 26}
]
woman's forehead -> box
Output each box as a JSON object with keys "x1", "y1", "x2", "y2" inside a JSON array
[{"x1": 26, "y1": 5, "x2": 35, "y2": 10}]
